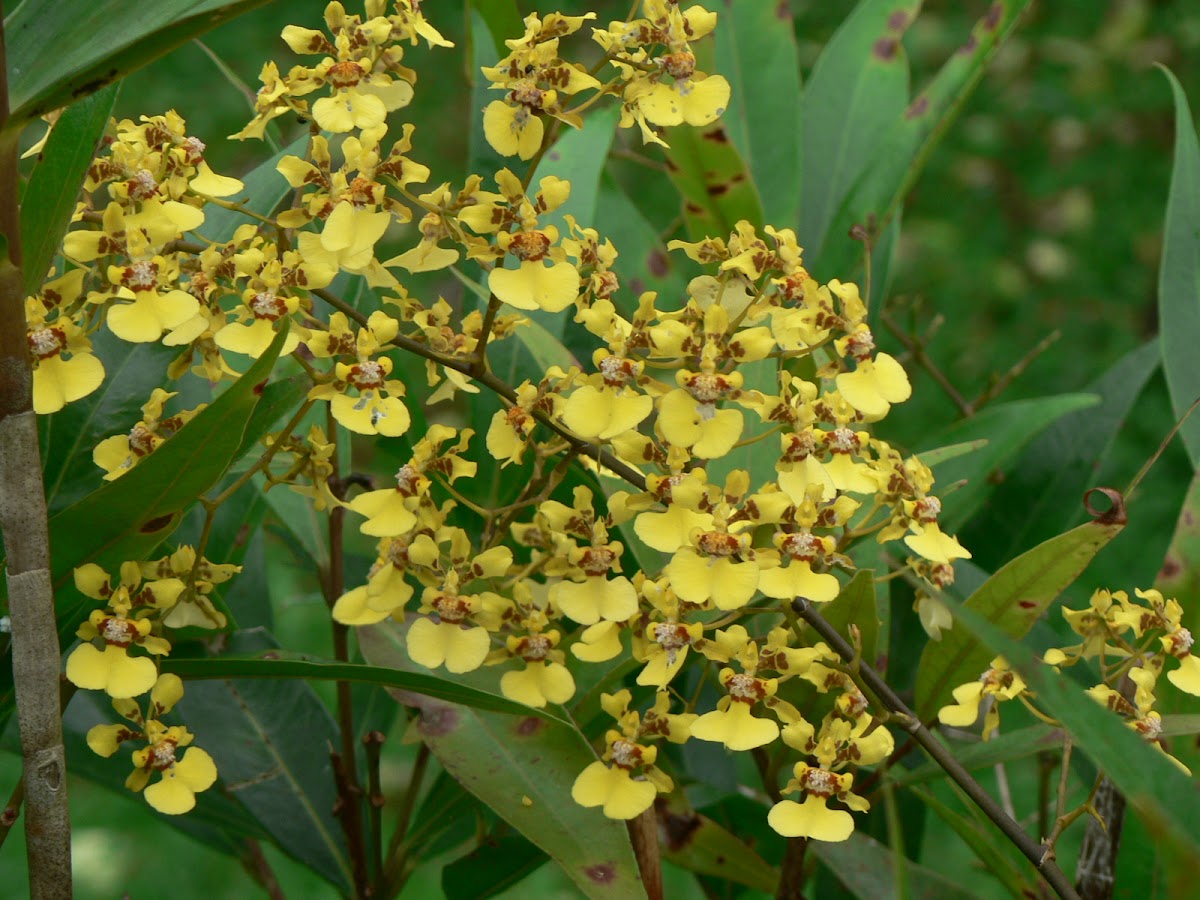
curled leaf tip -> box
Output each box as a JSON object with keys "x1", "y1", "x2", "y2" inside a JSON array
[{"x1": 1084, "y1": 487, "x2": 1126, "y2": 525}]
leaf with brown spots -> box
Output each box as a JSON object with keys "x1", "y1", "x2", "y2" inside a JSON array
[
  {"x1": 799, "y1": 0, "x2": 920, "y2": 262},
  {"x1": 817, "y1": 0, "x2": 1032, "y2": 282},
  {"x1": 663, "y1": 45, "x2": 766, "y2": 244},
  {"x1": 656, "y1": 798, "x2": 778, "y2": 892}
]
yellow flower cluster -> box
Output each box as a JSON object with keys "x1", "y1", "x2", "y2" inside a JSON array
[
  {"x1": 36, "y1": 1, "x2": 978, "y2": 843},
  {"x1": 938, "y1": 587, "x2": 1200, "y2": 771},
  {"x1": 65, "y1": 551, "x2": 237, "y2": 813},
  {"x1": 481, "y1": 2, "x2": 732, "y2": 158}
]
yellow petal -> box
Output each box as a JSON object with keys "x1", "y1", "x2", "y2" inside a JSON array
[
  {"x1": 489, "y1": 259, "x2": 579, "y2": 313},
  {"x1": 904, "y1": 522, "x2": 971, "y2": 565},
  {"x1": 407, "y1": 618, "x2": 490, "y2": 674},
  {"x1": 501, "y1": 660, "x2": 575, "y2": 708},
  {"x1": 313, "y1": 90, "x2": 387, "y2": 133},
  {"x1": 66, "y1": 643, "x2": 157, "y2": 699},
  {"x1": 937, "y1": 681, "x2": 984, "y2": 728},
  {"x1": 332, "y1": 585, "x2": 394, "y2": 625},
  {"x1": 144, "y1": 748, "x2": 217, "y2": 815},
  {"x1": 571, "y1": 761, "x2": 656, "y2": 819},
  {"x1": 634, "y1": 506, "x2": 714, "y2": 554},
  {"x1": 561, "y1": 385, "x2": 652, "y2": 441},
  {"x1": 690, "y1": 702, "x2": 779, "y2": 751},
  {"x1": 347, "y1": 489, "x2": 417, "y2": 537},
  {"x1": 551, "y1": 576, "x2": 638, "y2": 625},
  {"x1": 86, "y1": 723, "x2": 129, "y2": 758},
  {"x1": 657, "y1": 389, "x2": 702, "y2": 448},
  {"x1": 33, "y1": 353, "x2": 105, "y2": 414},
  {"x1": 758, "y1": 561, "x2": 840, "y2": 603},
  {"x1": 190, "y1": 161, "x2": 244, "y2": 198},
  {"x1": 709, "y1": 557, "x2": 761, "y2": 610},
  {"x1": 679, "y1": 75, "x2": 731, "y2": 126},
  {"x1": 571, "y1": 621, "x2": 624, "y2": 662},
  {"x1": 483, "y1": 100, "x2": 543, "y2": 160},
  {"x1": 767, "y1": 795, "x2": 854, "y2": 842},
  {"x1": 1168, "y1": 654, "x2": 1200, "y2": 697}
]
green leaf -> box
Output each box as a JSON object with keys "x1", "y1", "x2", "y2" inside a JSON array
[
  {"x1": 904, "y1": 785, "x2": 1033, "y2": 898},
  {"x1": 914, "y1": 506, "x2": 1126, "y2": 718},
  {"x1": 816, "y1": 569, "x2": 880, "y2": 668},
  {"x1": 44, "y1": 325, "x2": 288, "y2": 585},
  {"x1": 1158, "y1": 714, "x2": 1200, "y2": 738},
  {"x1": 4, "y1": 0, "x2": 276, "y2": 123},
  {"x1": 174, "y1": 630, "x2": 351, "y2": 891},
  {"x1": 812, "y1": 828, "x2": 980, "y2": 900},
  {"x1": 539, "y1": 105, "x2": 620, "y2": 236},
  {"x1": 26, "y1": 324, "x2": 291, "y2": 678},
  {"x1": 657, "y1": 801, "x2": 778, "y2": 893},
  {"x1": 231, "y1": 373, "x2": 311, "y2": 463},
  {"x1": 664, "y1": 121, "x2": 765, "y2": 240},
  {"x1": 0, "y1": 325, "x2": 289, "y2": 718},
  {"x1": 406, "y1": 771, "x2": 482, "y2": 861},
  {"x1": 200, "y1": 134, "x2": 309, "y2": 245},
  {"x1": 817, "y1": 0, "x2": 1032, "y2": 280},
  {"x1": 467, "y1": 0, "x2": 521, "y2": 57},
  {"x1": 714, "y1": 0, "x2": 802, "y2": 226},
  {"x1": 1158, "y1": 67, "x2": 1200, "y2": 468},
  {"x1": 915, "y1": 439, "x2": 988, "y2": 468},
  {"x1": 442, "y1": 833, "x2": 549, "y2": 900},
  {"x1": 359, "y1": 620, "x2": 648, "y2": 900},
  {"x1": 1153, "y1": 473, "x2": 1200, "y2": 776},
  {"x1": 799, "y1": 0, "x2": 919, "y2": 261},
  {"x1": 161, "y1": 652, "x2": 569, "y2": 723},
  {"x1": 961, "y1": 341, "x2": 1159, "y2": 572},
  {"x1": 916, "y1": 393, "x2": 1100, "y2": 533},
  {"x1": 60, "y1": 689, "x2": 269, "y2": 859},
  {"x1": 466, "y1": 9, "x2": 508, "y2": 186},
  {"x1": 20, "y1": 83, "x2": 118, "y2": 294}
]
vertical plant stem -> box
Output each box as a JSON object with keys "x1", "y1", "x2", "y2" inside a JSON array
[
  {"x1": 363, "y1": 730, "x2": 386, "y2": 883},
  {"x1": 1074, "y1": 776, "x2": 1124, "y2": 900},
  {"x1": 323, "y1": 410, "x2": 367, "y2": 897},
  {"x1": 626, "y1": 809, "x2": 663, "y2": 900},
  {"x1": 776, "y1": 838, "x2": 809, "y2": 900},
  {"x1": 0, "y1": 10, "x2": 72, "y2": 898}
]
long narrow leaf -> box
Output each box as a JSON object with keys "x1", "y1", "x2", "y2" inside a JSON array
[
  {"x1": 799, "y1": 0, "x2": 920, "y2": 261},
  {"x1": 715, "y1": 0, "x2": 802, "y2": 226},
  {"x1": 1158, "y1": 67, "x2": 1200, "y2": 468},
  {"x1": 20, "y1": 83, "x2": 118, "y2": 294},
  {"x1": 4, "y1": 0, "x2": 275, "y2": 123},
  {"x1": 161, "y1": 653, "x2": 570, "y2": 723},
  {"x1": 818, "y1": 0, "x2": 1031, "y2": 281},
  {"x1": 914, "y1": 501, "x2": 1125, "y2": 717}
]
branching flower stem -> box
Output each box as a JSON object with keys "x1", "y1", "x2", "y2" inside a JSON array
[
  {"x1": 790, "y1": 598, "x2": 1081, "y2": 900},
  {"x1": 323, "y1": 408, "x2": 368, "y2": 897}
]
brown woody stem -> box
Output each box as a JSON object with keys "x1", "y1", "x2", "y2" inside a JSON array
[{"x1": 0, "y1": 9, "x2": 72, "y2": 897}]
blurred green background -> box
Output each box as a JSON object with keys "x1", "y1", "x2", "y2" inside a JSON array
[{"x1": 7, "y1": 0, "x2": 1200, "y2": 896}]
